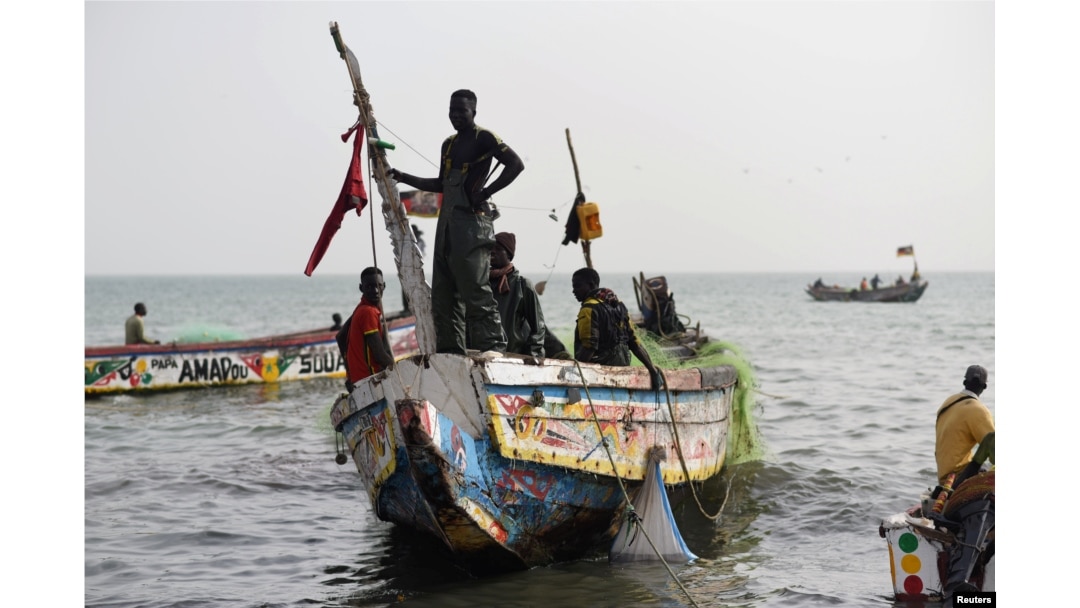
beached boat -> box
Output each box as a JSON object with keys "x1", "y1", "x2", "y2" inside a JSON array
[
  {"x1": 323, "y1": 22, "x2": 749, "y2": 572},
  {"x1": 879, "y1": 472, "x2": 995, "y2": 602},
  {"x1": 84, "y1": 312, "x2": 418, "y2": 396},
  {"x1": 805, "y1": 279, "x2": 928, "y2": 302}
]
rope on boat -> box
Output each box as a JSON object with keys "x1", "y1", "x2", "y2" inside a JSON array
[
  {"x1": 572, "y1": 359, "x2": 702, "y2": 608},
  {"x1": 752, "y1": 387, "x2": 786, "y2": 400},
  {"x1": 658, "y1": 369, "x2": 726, "y2": 522}
]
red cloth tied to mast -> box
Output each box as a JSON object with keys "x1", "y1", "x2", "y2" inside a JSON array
[{"x1": 304, "y1": 124, "x2": 369, "y2": 276}]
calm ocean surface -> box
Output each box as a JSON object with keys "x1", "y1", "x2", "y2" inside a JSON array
[{"x1": 84, "y1": 272, "x2": 995, "y2": 607}]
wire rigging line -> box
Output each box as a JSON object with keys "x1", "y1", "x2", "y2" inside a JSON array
[{"x1": 374, "y1": 122, "x2": 439, "y2": 170}]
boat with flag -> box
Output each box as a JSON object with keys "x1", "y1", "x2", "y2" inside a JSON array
[
  {"x1": 319, "y1": 22, "x2": 759, "y2": 574},
  {"x1": 85, "y1": 313, "x2": 418, "y2": 396},
  {"x1": 805, "y1": 245, "x2": 929, "y2": 302}
]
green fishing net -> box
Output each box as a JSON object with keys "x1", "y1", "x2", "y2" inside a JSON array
[
  {"x1": 634, "y1": 333, "x2": 767, "y2": 465},
  {"x1": 172, "y1": 325, "x2": 246, "y2": 344}
]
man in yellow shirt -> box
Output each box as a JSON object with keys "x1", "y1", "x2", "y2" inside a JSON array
[{"x1": 934, "y1": 364, "x2": 995, "y2": 486}]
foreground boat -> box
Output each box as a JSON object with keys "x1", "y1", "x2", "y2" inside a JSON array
[
  {"x1": 879, "y1": 472, "x2": 995, "y2": 602},
  {"x1": 322, "y1": 22, "x2": 750, "y2": 573},
  {"x1": 805, "y1": 279, "x2": 928, "y2": 302},
  {"x1": 331, "y1": 351, "x2": 738, "y2": 571},
  {"x1": 85, "y1": 312, "x2": 417, "y2": 395}
]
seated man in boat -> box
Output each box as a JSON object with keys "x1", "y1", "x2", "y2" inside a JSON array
[
  {"x1": 571, "y1": 267, "x2": 662, "y2": 390},
  {"x1": 338, "y1": 267, "x2": 395, "y2": 391},
  {"x1": 812, "y1": 277, "x2": 825, "y2": 289},
  {"x1": 935, "y1": 364, "x2": 995, "y2": 487},
  {"x1": 481, "y1": 232, "x2": 556, "y2": 358},
  {"x1": 933, "y1": 364, "x2": 995, "y2": 598},
  {"x1": 125, "y1": 302, "x2": 160, "y2": 345}
]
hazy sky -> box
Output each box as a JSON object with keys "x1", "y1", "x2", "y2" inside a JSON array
[{"x1": 81, "y1": 0, "x2": 995, "y2": 277}]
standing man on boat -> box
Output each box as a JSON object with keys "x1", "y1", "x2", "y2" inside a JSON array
[
  {"x1": 387, "y1": 89, "x2": 524, "y2": 355},
  {"x1": 339, "y1": 267, "x2": 395, "y2": 390},
  {"x1": 571, "y1": 267, "x2": 662, "y2": 390},
  {"x1": 935, "y1": 365, "x2": 995, "y2": 486},
  {"x1": 125, "y1": 302, "x2": 160, "y2": 345}
]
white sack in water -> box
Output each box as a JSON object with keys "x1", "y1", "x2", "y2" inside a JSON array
[{"x1": 609, "y1": 450, "x2": 698, "y2": 563}]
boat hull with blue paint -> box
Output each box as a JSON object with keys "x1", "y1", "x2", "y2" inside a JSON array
[{"x1": 330, "y1": 352, "x2": 738, "y2": 572}]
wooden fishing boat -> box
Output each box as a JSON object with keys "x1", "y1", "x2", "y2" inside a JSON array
[
  {"x1": 808, "y1": 246, "x2": 928, "y2": 303},
  {"x1": 322, "y1": 22, "x2": 748, "y2": 573},
  {"x1": 805, "y1": 279, "x2": 928, "y2": 302},
  {"x1": 331, "y1": 352, "x2": 738, "y2": 572},
  {"x1": 879, "y1": 478, "x2": 995, "y2": 602},
  {"x1": 84, "y1": 312, "x2": 418, "y2": 396}
]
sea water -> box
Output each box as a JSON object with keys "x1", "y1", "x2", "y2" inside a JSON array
[{"x1": 84, "y1": 272, "x2": 994, "y2": 607}]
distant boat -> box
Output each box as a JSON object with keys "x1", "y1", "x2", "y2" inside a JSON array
[
  {"x1": 84, "y1": 312, "x2": 418, "y2": 396},
  {"x1": 807, "y1": 245, "x2": 928, "y2": 302},
  {"x1": 805, "y1": 279, "x2": 928, "y2": 303}
]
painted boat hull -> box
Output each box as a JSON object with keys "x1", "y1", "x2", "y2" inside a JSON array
[
  {"x1": 879, "y1": 504, "x2": 994, "y2": 602},
  {"x1": 331, "y1": 352, "x2": 737, "y2": 572},
  {"x1": 85, "y1": 314, "x2": 418, "y2": 395},
  {"x1": 806, "y1": 280, "x2": 928, "y2": 302}
]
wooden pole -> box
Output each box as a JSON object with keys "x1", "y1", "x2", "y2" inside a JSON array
[{"x1": 565, "y1": 128, "x2": 593, "y2": 269}]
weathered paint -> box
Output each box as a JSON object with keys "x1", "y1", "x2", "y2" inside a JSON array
[
  {"x1": 880, "y1": 509, "x2": 995, "y2": 601},
  {"x1": 331, "y1": 352, "x2": 737, "y2": 571},
  {"x1": 85, "y1": 317, "x2": 418, "y2": 395}
]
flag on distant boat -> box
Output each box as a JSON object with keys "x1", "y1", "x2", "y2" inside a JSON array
[
  {"x1": 400, "y1": 190, "x2": 442, "y2": 217},
  {"x1": 304, "y1": 124, "x2": 369, "y2": 276},
  {"x1": 896, "y1": 245, "x2": 915, "y2": 257}
]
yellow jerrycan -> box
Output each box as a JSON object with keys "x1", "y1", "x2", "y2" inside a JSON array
[{"x1": 576, "y1": 201, "x2": 603, "y2": 240}]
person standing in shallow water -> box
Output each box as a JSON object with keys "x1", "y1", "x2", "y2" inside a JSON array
[
  {"x1": 388, "y1": 89, "x2": 524, "y2": 355},
  {"x1": 125, "y1": 302, "x2": 160, "y2": 345}
]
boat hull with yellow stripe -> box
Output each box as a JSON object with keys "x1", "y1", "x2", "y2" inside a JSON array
[{"x1": 330, "y1": 352, "x2": 738, "y2": 572}]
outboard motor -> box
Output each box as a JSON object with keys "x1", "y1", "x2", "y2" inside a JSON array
[
  {"x1": 639, "y1": 275, "x2": 685, "y2": 336},
  {"x1": 937, "y1": 470, "x2": 995, "y2": 604}
]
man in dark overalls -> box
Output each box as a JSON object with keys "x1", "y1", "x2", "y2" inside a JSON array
[{"x1": 389, "y1": 90, "x2": 524, "y2": 354}]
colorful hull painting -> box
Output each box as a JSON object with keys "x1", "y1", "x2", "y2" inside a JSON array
[
  {"x1": 879, "y1": 505, "x2": 995, "y2": 602},
  {"x1": 85, "y1": 314, "x2": 418, "y2": 395},
  {"x1": 330, "y1": 352, "x2": 738, "y2": 572},
  {"x1": 805, "y1": 280, "x2": 928, "y2": 302}
]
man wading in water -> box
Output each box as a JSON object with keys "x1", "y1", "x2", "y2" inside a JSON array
[{"x1": 389, "y1": 89, "x2": 524, "y2": 354}]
